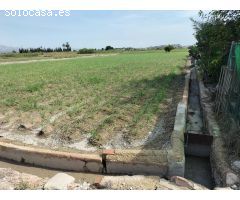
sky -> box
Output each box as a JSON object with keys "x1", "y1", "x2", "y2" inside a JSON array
[{"x1": 0, "y1": 10, "x2": 199, "y2": 49}]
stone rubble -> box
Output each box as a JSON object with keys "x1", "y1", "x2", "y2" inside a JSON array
[
  {"x1": 0, "y1": 168, "x2": 46, "y2": 190},
  {"x1": 226, "y1": 172, "x2": 240, "y2": 186},
  {"x1": 3, "y1": 167, "x2": 237, "y2": 190},
  {"x1": 92, "y1": 175, "x2": 208, "y2": 190},
  {"x1": 74, "y1": 181, "x2": 92, "y2": 190},
  {"x1": 232, "y1": 160, "x2": 240, "y2": 172}
]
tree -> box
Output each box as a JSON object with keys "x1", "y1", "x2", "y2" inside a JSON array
[
  {"x1": 105, "y1": 46, "x2": 114, "y2": 51},
  {"x1": 62, "y1": 42, "x2": 71, "y2": 52},
  {"x1": 191, "y1": 10, "x2": 240, "y2": 82},
  {"x1": 164, "y1": 45, "x2": 174, "y2": 52},
  {"x1": 65, "y1": 42, "x2": 71, "y2": 51}
]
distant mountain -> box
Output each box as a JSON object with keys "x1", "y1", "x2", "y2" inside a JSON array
[{"x1": 0, "y1": 45, "x2": 19, "y2": 53}]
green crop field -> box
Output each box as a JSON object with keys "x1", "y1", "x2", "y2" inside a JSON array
[{"x1": 0, "y1": 49, "x2": 188, "y2": 148}]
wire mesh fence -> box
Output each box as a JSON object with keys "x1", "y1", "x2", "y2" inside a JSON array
[
  {"x1": 214, "y1": 41, "x2": 240, "y2": 156},
  {"x1": 215, "y1": 42, "x2": 240, "y2": 125}
]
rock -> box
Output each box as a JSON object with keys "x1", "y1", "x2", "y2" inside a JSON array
[
  {"x1": 76, "y1": 182, "x2": 91, "y2": 190},
  {"x1": 0, "y1": 181, "x2": 15, "y2": 190},
  {"x1": 170, "y1": 176, "x2": 207, "y2": 190},
  {"x1": 93, "y1": 176, "x2": 104, "y2": 189},
  {"x1": 94, "y1": 175, "x2": 161, "y2": 190},
  {"x1": 232, "y1": 160, "x2": 240, "y2": 171},
  {"x1": 226, "y1": 172, "x2": 240, "y2": 186},
  {"x1": 171, "y1": 176, "x2": 194, "y2": 189},
  {"x1": 214, "y1": 187, "x2": 233, "y2": 190},
  {"x1": 66, "y1": 181, "x2": 91, "y2": 190},
  {"x1": 230, "y1": 184, "x2": 238, "y2": 190},
  {"x1": 17, "y1": 124, "x2": 27, "y2": 131},
  {"x1": 66, "y1": 182, "x2": 81, "y2": 190},
  {"x1": 33, "y1": 128, "x2": 44, "y2": 136},
  {"x1": 44, "y1": 173, "x2": 75, "y2": 190},
  {"x1": 0, "y1": 168, "x2": 45, "y2": 190},
  {"x1": 158, "y1": 178, "x2": 187, "y2": 190}
]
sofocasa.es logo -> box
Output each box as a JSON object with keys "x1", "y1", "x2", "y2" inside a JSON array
[{"x1": 2, "y1": 10, "x2": 71, "y2": 17}]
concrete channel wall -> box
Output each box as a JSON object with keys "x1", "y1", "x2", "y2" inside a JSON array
[
  {"x1": 0, "y1": 63, "x2": 191, "y2": 177},
  {"x1": 167, "y1": 70, "x2": 190, "y2": 178},
  {"x1": 104, "y1": 149, "x2": 168, "y2": 176},
  {"x1": 0, "y1": 141, "x2": 103, "y2": 173},
  {"x1": 197, "y1": 69, "x2": 240, "y2": 187}
]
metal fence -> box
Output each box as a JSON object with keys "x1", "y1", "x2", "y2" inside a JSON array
[{"x1": 215, "y1": 42, "x2": 240, "y2": 128}]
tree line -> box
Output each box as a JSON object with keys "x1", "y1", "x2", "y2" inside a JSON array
[
  {"x1": 189, "y1": 10, "x2": 240, "y2": 83},
  {"x1": 18, "y1": 43, "x2": 178, "y2": 55},
  {"x1": 19, "y1": 42, "x2": 72, "y2": 53},
  {"x1": 18, "y1": 43, "x2": 116, "y2": 54}
]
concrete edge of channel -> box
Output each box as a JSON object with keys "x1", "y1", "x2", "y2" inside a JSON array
[
  {"x1": 0, "y1": 141, "x2": 103, "y2": 173},
  {"x1": 197, "y1": 68, "x2": 240, "y2": 187},
  {"x1": 167, "y1": 68, "x2": 191, "y2": 178}
]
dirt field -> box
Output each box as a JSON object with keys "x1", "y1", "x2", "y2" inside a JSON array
[{"x1": 0, "y1": 50, "x2": 187, "y2": 151}]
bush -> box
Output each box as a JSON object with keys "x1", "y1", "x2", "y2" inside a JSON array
[
  {"x1": 105, "y1": 46, "x2": 114, "y2": 51},
  {"x1": 192, "y1": 10, "x2": 240, "y2": 82},
  {"x1": 0, "y1": 53, "x2": 16, "y2": 57},
  {"x1": 0, "y1": 52, "x2": 41, "y2": 58},
  {"x1": 78, "y1": 48, "x2": 96, "y2": 54},
  {"x1": 188, "y1": 45, "x2": 200, "y2": 60},
  {"x1": 164, "y1": 45, "x2": 174, "y2": 52}
]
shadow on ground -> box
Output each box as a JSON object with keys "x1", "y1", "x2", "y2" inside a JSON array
[{"x1": 112, "y1": 65, "x2": 186, "y2": 150}]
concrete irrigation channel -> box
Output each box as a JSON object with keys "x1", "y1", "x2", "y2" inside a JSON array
[
  {"x1": 0, "y1": 58, "x2": 238, "y2": 189},
  {"x1": 184, "y1": 67, "x2": 214, "y2": 189}
]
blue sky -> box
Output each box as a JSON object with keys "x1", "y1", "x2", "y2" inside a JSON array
[{"x1": 0, "y1": 10, "x2": 199, "y2": 49}]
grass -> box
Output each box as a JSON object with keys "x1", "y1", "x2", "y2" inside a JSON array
[
  {"x1": 0, "y1": 50, "x2": 117, "y2": 63},
  {"x1": 0, "y1": 49, "x2": 188, "y2": 146},
  {"x1": 0, "y1": 51, "x2": 81, "y2": 63}
]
